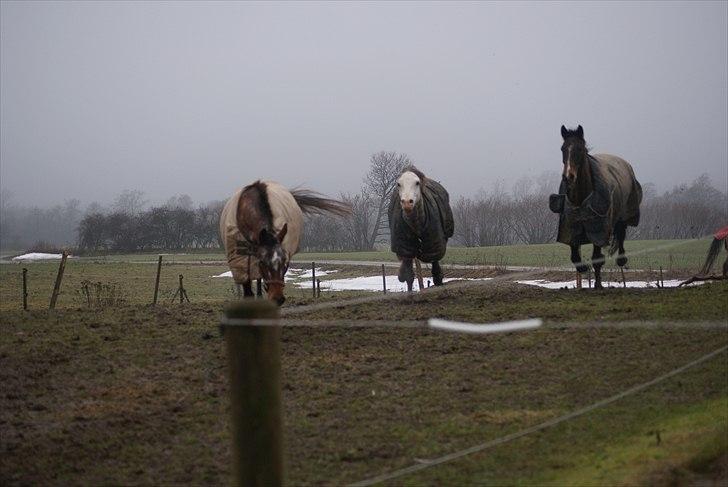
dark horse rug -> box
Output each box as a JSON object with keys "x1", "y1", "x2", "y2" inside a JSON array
[
  {"x1": 389, "y1": 178, "x2": 454, "y2": 262},
  {"x1": 550, "y1": 154, "x2": 642, "y2": 251}
]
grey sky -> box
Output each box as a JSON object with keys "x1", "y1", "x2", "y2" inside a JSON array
[{"x1": 1, "y1": 1, "x2": 726, "y2": 208}]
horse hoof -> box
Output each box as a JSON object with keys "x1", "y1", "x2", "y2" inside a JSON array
[
  {"x1": 594, "y1": 283, "x2": 603, "y2": 290},
  {"x1": 616, "y1": 256, "x2": 628, "y2": 267}
]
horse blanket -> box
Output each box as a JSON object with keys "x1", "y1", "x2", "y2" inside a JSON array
[
  {"x1": 714, "y1": 225, "x2": 728, "y2": 241},
  {"x1": 550, "y1": 154, "x2": 642, "y2": 248},
  {"x1": 219, "y1": 181, "x2": 303, "y2": 284},
  {"x1": 389, "y1": 179, "x2": 454, "y2": 262}
]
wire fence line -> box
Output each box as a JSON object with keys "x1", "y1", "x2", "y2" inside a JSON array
[
  {"x1": 347, "y1": 344, "x2": 728, "y2": 487},
  {"x1": 219, "y1": 317, "x2": 728, "y2": 331}
]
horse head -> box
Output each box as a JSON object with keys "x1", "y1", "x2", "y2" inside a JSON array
[
  {"x1": 560, "y1": 124, "x2": 588, "y2": 187},
  {"x1": 397, "y1": 170, "x2": 423, "y2": 215},
  {"x1": 255, "y1": 223, "x2": 289, "y2": 305}
]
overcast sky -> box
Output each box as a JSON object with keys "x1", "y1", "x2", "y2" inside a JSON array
[{"x1": 1, "y1": 1, "x2": 726, "y2": 208}]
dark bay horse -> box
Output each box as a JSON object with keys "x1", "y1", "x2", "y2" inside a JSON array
[
  {"x1": 220, "y1": 181, "x2": 350, "y2": 305},
  {"x1": 389, "y1": 166, "x2": 454, "y2": 291},
  {"x1": 550, "y1": 125, "x2": 642, "y2": 288}
]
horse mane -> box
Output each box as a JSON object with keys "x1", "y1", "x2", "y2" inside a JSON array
[
  {"x1": 237, "y1": 181, "x2": 274, "y2": 241},
  {"x1": 401, "y1": 165, "x2": 428, "y2": 187}
]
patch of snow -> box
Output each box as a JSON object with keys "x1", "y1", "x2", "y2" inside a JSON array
[
  {"x1": 210, "y1": 267, "x2": 337, "y2": 281},
  {"x1": 212, "y1": 271, "x2": 233, "y2": 278},
  {"x1": 517, "y1": 279, "x2": 704, "y2": 289},
  {"x1": 12, "y1": 253, "x2": 65, "y2": 261},
  {"x1": 294, "y1": 275, "x2": 490, "y2": 292},
  {"x1": 294, "y1": 268, "x2": 338, "y2": 279}
]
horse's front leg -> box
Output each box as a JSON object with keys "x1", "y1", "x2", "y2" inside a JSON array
[
  {"x1": 571, "y1": 245, "x2": 589, "y2": 273},
  {"x1": 398, "y1": 257, "x2": 415, "y2": 292},
  {"x1": 592, "y1": 245, "x2": 604, "y2": 289},
  {"x1": 242, "y1": 281, "x2": 255, "y2": 298},
  {"x1": 431, "y1": 260, "x2": 444, "y2": 286}
]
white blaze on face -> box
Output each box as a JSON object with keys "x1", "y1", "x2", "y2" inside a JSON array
[{"x1": 397, "y1": 171, "x2": 421, "y2": 213}]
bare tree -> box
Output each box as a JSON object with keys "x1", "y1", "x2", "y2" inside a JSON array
[
  {"x1": 113, "y1": 189, "x2": 148, "y2": 215},
  {"x1": 363, "y1": 151, "x2": 412, "y2": 249}
]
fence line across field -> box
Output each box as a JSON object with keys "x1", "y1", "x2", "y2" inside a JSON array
[
  {"x1": 348, "y1": 344, "x2": 728, "y2": 487},
  {"x1": 219, "y1": 317, "x2": 728, "y2": 330}
]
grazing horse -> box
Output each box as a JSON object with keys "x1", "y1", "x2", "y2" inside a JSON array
[
  {"x1": 388, "y1": 166, "x2": 454, "y2": 291},
  {"x1": 219, "y1": 181, "x2": 350, "y2": 305},
  {"x1": 549, "y1": 125, "x2": 642, "y2": 288}
]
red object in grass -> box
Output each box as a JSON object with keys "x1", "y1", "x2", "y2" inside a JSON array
[{"x1": 714, "y1": 225, "x2": 728, "y2": 240}]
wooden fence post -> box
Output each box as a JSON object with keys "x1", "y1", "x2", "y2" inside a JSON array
[
  {"x1": 221, "y1": 301, "x2": 283, "y2": 487},
  {"x1": 576, "y1": 271, "x2": 582, "y2": 290},
  {"x1": 414, "y1": 259, "x2": 424, "y2": 291},
  {"x1": 152, "y1": 255, "x2": 163, "y2": 305},
  {"x1": 621, "y1": 267, "x2": 627, "y2": 288},
  {"x1": 311, "y1": 262, "x2": 316, "y2": 298},
  {"x1": 49, "y1": 251, "x2": 68, "y2": 309},
  {"x1": 316, "y1": 279, "x2": 321, "y2": 298},
  {"x1": 22, "y1": 268, "x2": 28, "y2": 310},
  {"x1": 381, "y1": 264, "x2": 387, "y2": 293}
]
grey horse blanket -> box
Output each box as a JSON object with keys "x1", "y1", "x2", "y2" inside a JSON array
[
  {"x1": 550, "y1": 154, "x2": 642, "y2": 249},
  {"x1": 389, "y1": 179, "x2": 454, "y2": 262}
]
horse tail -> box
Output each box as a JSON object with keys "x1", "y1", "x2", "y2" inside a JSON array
[
  {"x1": 290, "y1": 189, "x2": 352, "y2": 217},
  {"x1": 699, "y1": 237, "x2": 723, "y2": 275},
  {"x1": 608, "y1": 221, "x2": 627, "y2": 256}
]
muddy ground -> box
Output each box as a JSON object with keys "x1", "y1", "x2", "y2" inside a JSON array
[{"x1": 1, "y1": 280, "x2": 726, "y2": 485}]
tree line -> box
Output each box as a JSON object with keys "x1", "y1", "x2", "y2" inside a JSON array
[{"x1": 1, "y1": 154, "x2": 725, "y2": 253}]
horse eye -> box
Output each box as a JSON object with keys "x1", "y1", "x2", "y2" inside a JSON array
[{"x1": 415, "y1": 181, "x2": 420, "y2": 186}]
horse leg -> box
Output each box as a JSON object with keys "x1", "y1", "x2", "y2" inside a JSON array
[
  {"x1": 242, "y1": 281, "x2": 255, "y2": 298},
  {"x1": 431, "y1": 260, "x2": 444, "y2": 286},
  {"x1": 571, "y1": 245, "x2": 589, "y2": 273},
  {"x1": 592, "y1": 245, "x2": 604, "y2": 289},
  {"x1": 614, "y1": 221, "x2": 628, "y2": 267},
  {"x1": 398, "y1": 258, "x2": 415, "y2": 292},
  {"x1": 256, "y1": 279, "x2": 262, "y2": 297}
]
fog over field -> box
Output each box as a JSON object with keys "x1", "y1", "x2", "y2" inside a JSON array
[{"x1": 1, "y1": 1, "x2": 726, "y2": 210}]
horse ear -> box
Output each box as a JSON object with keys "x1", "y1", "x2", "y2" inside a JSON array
[
  {"x1": 561, "y1": 125, "x2": 568, "y2": 139},
  {"x1": 277, "y1": 223, "x2": 288, "y2": 242},
  {"x1": 576, "y1": 125, "x2": 584, "y2": 139}
]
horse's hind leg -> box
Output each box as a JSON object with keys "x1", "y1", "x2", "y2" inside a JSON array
[
  {"x1": 432, "y1": 260, "x2": 444, "y2": 286},
  {"x1": 398, "y1": 258, "x2": 415, "y2": 292},
  {"x1": 571, "y1": 245, "x2": 589, "y2": 273},
  {"x1": 614, "y1": 221, "x2": 628, "y2": 267},
  {"x1": 256, "y1": 279, "x2": 262, "y2": 297},
  {"x1": 592, "y1": 245, "x2": 604, "y2": 289}
]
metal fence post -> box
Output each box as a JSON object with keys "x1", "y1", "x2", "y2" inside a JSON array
[
  {"x1": 153, "y1": 255, "x2": 163, "y2": 305},
  {"x1": 22, "y1": 268, "x2": 28, "y2": 310}
]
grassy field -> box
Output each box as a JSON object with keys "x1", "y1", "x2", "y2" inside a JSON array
[
  {"x1": 1, "y1": 241, "x2": 726, "y2": 485},
  {"x1": 1, "y1": 277, "x2": 726, "y2": 485},
  {"x1": 27, "y1": 237, "x2": 713, "y2": 271}
]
